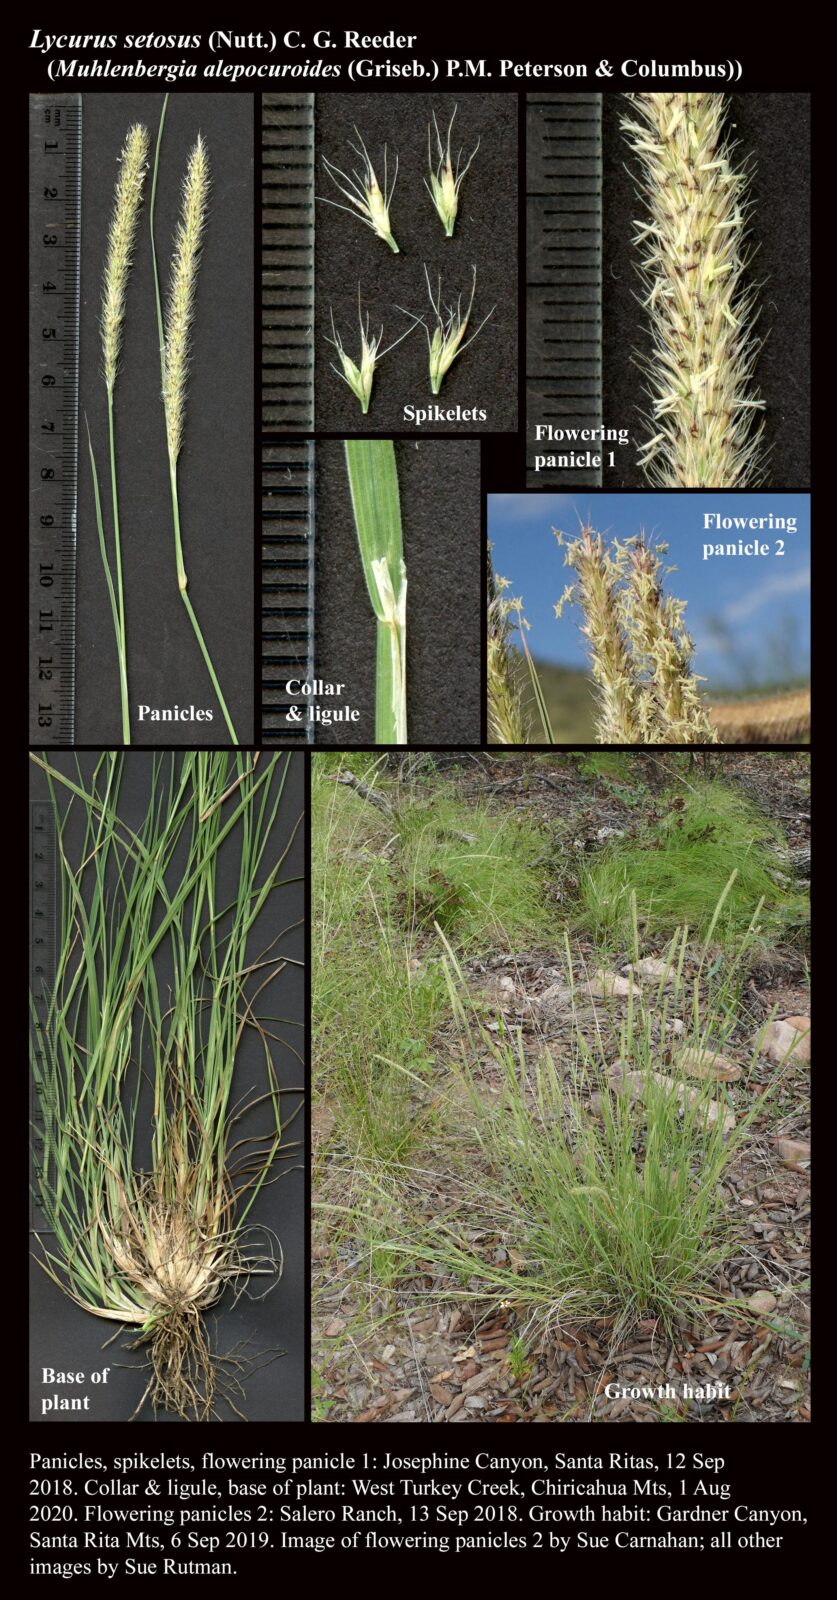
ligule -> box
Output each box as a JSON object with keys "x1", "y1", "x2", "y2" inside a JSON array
[{"x1": 344, "y1": 440, "x2": 408, "y2": 745}]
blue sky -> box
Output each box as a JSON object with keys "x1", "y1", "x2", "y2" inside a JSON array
[{"x1": 489, "y1": 493, "x2": 811, "y2": 690}]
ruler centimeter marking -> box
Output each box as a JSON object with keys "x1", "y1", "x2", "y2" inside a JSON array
[
  {"x1": 261, "y1": 440, "x2": 315, "y2": 743},
  {"x1": 262, "y1": 93, "x2": 314, "y2": 432},
  {"x1": 29, "y1": 95, "x2": 81, "y2": 744},
  {"x1": 261, "y1": 94, "x2": 316, "y2": 742},
  {"x1": 30, "y1": 801, "x2": 57, "y2": 1232},
  {"x1": 526, "y1": 94, "x2": 602, "y2": 487}
]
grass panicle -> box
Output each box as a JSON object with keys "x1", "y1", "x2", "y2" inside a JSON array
[
  {"x1": 487, "y1": 560, "x2": 530, "y2": 744},
  {"x1": 102, "y1": 124, "x2": 150, "y2": 392},
  {"x1": 426, "y1": 105, "x2": 479, "y2": 237},
  {"x1": 321, "y1": 130, "x2": 399, "y2": 252},
  {"x1": 163, "y1": 133, "x2": 209, "y2": 466},
  {"x1": 344, "y1": 441, "x2": 408, "y2": 744},
  {"x1": 96, "y1": 122, "x2": 151, "y2": 745},
  {"x1": 30, "y1": 752, "x2": 303, "y2": 1421},
  {"x1": 555, "y1": 525, "x2": 643, "y2": 743},
  {"x1": 556, "y1": 523, "x2": 718, "y2": 745},
  {"x1": 150, "y1": 101, "x2": 238, "y2": 745},
  {"x1": 622, "y1": 92, "x2": 765, "y2": 487}
]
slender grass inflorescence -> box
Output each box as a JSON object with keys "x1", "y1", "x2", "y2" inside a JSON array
[
  {"x1": 556, "y1": 524, "x2": 717, "y2": 744},
  {"x1": 163, "y1": 133, "x2": 208, "y2": 466},
  {"x1": 426, "y1": 105, "x2": 479, "y2": 237},
  {"x1": 487, "y1": 560, "x2": 530, "y2": 745},
  {"x1": 29, "y1": 752, "x2": 303, "y2": 1421},
  {"x1": 344, "y1": 440, "x2": 407, "y2": 745},
  {"x1": 150, "y1": 100, "x2": 239, "y2": 745},
  {"x1": 420, "y1": 265, "x2": 495, "y2": 393},
  {"x1": 621, "y1": 536, "x2": 718, "y2": 742},
  {"x1": 97, "y1": 123, "x2": 150, "y2": 745},
  {"x1": 327, "y1": 294, "x2": 416, "y2": 415},
  {"x1": 555, "y1": 525, "x2": 643, "y2": 743},
  {"x1": 321, "y1": 130, "x2": 400, "y2": 252},
  {"x1": 622, "y1": 92, "x2": 765, "y2": 487}
]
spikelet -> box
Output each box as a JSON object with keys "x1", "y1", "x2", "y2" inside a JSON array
[
  {"x1": 101, "y1": 124, "x2": 150, "y2": 392},
  {"x1": 622, "y1": 93, "x2": 765, "y2": 488},
  {"x1": 321, "y1": 129, "x2": 399, "y2": 252},
  {"x1": 163, "y1": 134, "x2": 209, "y2": 463},
  {"x1": 422, "y1": 265, "x2": 495, "y2": 394},
  {"x1": 426, "y1": 106, "x2": 479, "y2": 237}
]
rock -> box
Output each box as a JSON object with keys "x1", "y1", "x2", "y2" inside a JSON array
[
  {"x1": 772, "y1": 1136, "x2": 811, "y2": 1170},
  {"x1": 675, "y1": 1045, "x2": 743, "y2": 1083},
  {"x1": 596, "y1": 827, "x2": 625, "y2": 841},
  {"x1": 534, "y1": 981, "x2": 571, "y2": 1009},
  {"x1": 584, "y1": 970, "x2": 636, "y2": 999},
  {"x1": 747, "y1": 1291, "x2": 777, "y2": 1316},
  {"x1": 625, "y1": 957, "x2": 675, "y2": 986},
  {"x1": 669, "y1": 1019, "x2": 686, "y2": 1037},
  {"x1": 760, "y1": 1018, "x2": 810, "y2": 1065},
  {"x1": 596, "y1": 1063, "x2": 735, "y2": 1135}
]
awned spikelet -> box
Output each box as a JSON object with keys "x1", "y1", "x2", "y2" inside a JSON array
[
  {"x1": 327, "y1": 293, "x2": 417, "y2": 415},
  {"x1": 419, "y1": 265, "x2": 495, "y2": 394},
  {"x1": 101, "y1": 123, "x2": 150, "y2": 391},
  {"x1": 321, "y1": 129, "x2": 399, "y2": 252},
  {"x1": 426, "y1": 105, "x2": 479, "y2": 237},
  {"x1": 163, "y1": 134, "x2": 209, "y2": 463},
  {"x1": 622, "y1": 92, "x2": 765, "y2": 488}
]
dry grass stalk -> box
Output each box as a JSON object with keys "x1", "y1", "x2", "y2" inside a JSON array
[
  {"x1": 709, "y1": 689, "x2": 811, "y2": 744},
  {"x1": 622, "y1": 92, "x2": 765, "y2": 487}
]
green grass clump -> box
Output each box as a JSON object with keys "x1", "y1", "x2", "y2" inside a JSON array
[
  {"x1": 312, "y1": 760, "x2": 549, "y2": 1164},
  {"x1": 396, "y1": 793, "x2": 550, "y2": 951},
  {"x1": 580, "y1": 781, "x2": 803, "y2": 947},
  {"x1": 427, "y1": 919, "x2": 767, "y2": 1338}
]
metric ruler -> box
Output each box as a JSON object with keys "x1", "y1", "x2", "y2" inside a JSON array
[
  {"x1": 526, "y1": 94, "x2": 602, "y2": 487},
  {"x1": 29, "y1": 800, "x2": 58, "y2": 1232},
  {"x1": 261, "y1": 440, "x2": 315, "y2": 743},
  {"x1": 261, "y1": 93, "x2": 316, "y2": 742},
  {"x1": 29, "y1": 95, "x2": 81, "y2": 744},
  {"x1": 262, "y1": 93, "x2": 315, "y2": 431}
]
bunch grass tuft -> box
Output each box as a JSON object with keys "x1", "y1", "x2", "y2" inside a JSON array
[{"x1": 29, "y1": 752, "x2": 303, "y2": 1421}]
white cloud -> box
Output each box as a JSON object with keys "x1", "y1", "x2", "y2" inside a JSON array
[{"x1": 720, "y1": 564, "x2": 810, "y2": 625}]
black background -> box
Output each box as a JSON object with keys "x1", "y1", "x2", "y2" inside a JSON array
[
  {"x1": 77, "y1": 93, "x2": 254, "y2": 744},
  {"x1": 29, "y1": 752, "x2": 305, "y2": 1422}
]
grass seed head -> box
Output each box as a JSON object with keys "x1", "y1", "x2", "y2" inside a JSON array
[
  {"x1": 622, "y1": 92, "x2": 765, "y2": 487},
  {"x1": 101, "y1": 123, "x2": 150, "y2": 392},
  {"x1": 164, "y1": 133, "x2": 209, "y2": 464},
  {"x1": 426, "y1": 105, "x2": 480, "y2": 237},
  {"x1": 321, "y1": 129, "x2": 400, "y2": 252}
]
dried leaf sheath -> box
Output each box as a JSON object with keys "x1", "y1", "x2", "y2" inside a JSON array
[{"x1": 622, "y1": 92, "x2": 765, "y2": 487}]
